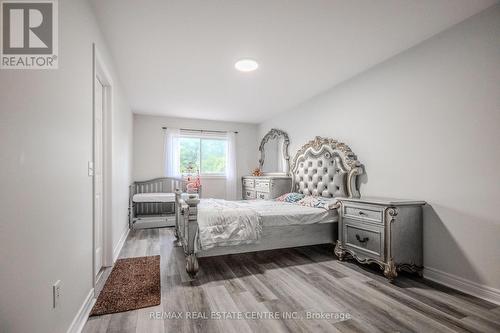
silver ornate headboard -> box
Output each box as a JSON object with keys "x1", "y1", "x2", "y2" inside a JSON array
[{"x1": 291, "y1": 137, "x2": 363, "y2": 198}]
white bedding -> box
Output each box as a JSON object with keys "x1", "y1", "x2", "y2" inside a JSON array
[
  {"x1": 198, "y1": 199, "x2": 262, "y2": 250},
  {"x1": 196, "y1": 198, "x2": 337, "y2": 250},
  {"x1": 240, "y1": 199, "x2": 338, "y2": 227},
  {"x1": 132, "y1": 193, "x2": 175, "y2": 203}
]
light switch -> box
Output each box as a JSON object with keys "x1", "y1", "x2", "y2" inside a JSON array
[{"x1": 88, "y1": 161, "x2": 94, "y2": 176}]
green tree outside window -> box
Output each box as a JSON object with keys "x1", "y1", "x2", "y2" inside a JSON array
[{"x1": 180, "y1": 137, "x2": 227, "y2": 175}]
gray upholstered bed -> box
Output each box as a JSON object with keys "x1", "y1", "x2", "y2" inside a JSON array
[{"x1": 175, "y1": 136, "x2": 364, "y2": 277}]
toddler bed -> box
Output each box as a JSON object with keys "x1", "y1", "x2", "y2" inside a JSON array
[{"x1": 129, "y1": 177, "x2": 189, "y2": 229}]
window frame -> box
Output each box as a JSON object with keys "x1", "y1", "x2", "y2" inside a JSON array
[{"x1": 179, "y1": 132, "x2": 227, "y2": 178}]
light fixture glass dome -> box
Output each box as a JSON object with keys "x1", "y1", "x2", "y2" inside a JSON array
[{"x1": 235, "y1": 59, "x2": 259, "y2": 72}]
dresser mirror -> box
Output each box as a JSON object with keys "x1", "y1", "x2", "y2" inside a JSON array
[{"x1": 259, "y1": 129, "x2": 290, "y2": 175}]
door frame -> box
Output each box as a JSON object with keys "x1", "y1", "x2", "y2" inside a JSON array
[{"x1": 92, "y1": 43, "x2": 113, "y2": 290}]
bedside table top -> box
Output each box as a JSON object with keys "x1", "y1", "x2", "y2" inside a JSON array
[{"x1": 336, "y1": 196, "x2": 426, "y2": 206}]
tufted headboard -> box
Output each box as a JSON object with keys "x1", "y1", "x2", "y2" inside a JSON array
[{"x1": 291, "y1": 137, "x2": 363, "y2": 199}]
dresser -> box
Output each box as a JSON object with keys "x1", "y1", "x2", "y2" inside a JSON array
[
  {"x1": 242, "y1": 176, "x2": 292, "y2": 200},
  {"x1": 334, "y1": 197, "x2": 425, "y2": 282}
]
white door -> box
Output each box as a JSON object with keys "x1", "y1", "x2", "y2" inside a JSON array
[{"x1": 94, "y1": 76, "x2": 105, "y2": 276}]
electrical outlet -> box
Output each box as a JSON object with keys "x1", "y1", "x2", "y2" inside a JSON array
[{"x1": 53, "y1": 280, "x2": 61, "y2": 308}]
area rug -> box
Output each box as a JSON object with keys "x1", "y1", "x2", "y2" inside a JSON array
[{"x1": 90, "y1": 255, "x2": 161, "y2": 316}]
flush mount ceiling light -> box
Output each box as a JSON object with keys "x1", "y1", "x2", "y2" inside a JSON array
[{"x1": 234, "y1": 59, "x2": 259, "y2": 72}]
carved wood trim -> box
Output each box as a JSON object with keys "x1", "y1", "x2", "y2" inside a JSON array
[
  {"x1": 291, "y1": 136, "x2": 360, "y2": 170},
  {"x1": 341, "y1": 247, "x2": 386, "y2": 271}
]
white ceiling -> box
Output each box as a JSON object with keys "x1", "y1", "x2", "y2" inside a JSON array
[{"x1": 90, "y1": 0, "x2": 496, "y2": 123}]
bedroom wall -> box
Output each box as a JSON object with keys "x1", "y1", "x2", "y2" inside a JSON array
[
  {"x1": 260, "y1": 5, "x2": 500, "y2": 296},
  {"x1": 133, "y1": 114, "x2": 259, "y2": 199},
  {"x1": 0, "y1": 0, "x2": 133, "y2": 332}
]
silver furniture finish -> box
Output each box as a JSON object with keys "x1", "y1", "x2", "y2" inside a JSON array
[
  {"x1": 242, "y1": 128, "x2": 292, "y2": 200},
  {"x1": 176, "y1": 136, "x2": 364, "y2": 278},
  {"x1": 129, "y1": 177, "x2": 187, "y2": 229},
  {"x1": 334, "y1": 197, "x2": 426, "y2": 282},
  {"x1": 259, "y1": 128, "x2": 290, "y2": 175},
  {"x1": 242, "y1": 175, "x2": 292, "y2": 200}
]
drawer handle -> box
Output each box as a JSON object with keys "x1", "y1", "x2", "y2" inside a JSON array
[
  {"x1": 358, "y1": 211, "x2": 366, "y2": 216},
  {"x1": 355, "y1": 234, "x2": 369, "y2": 243}
]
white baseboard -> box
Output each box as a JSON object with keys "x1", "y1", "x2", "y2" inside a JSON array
[
  {"x1": 424, "y1": 267, "x2": 500, "y2": 305},
  {"x1": 112, "y1": 227, "x2": 130, "y2": 263},
  {"x1": 66, "y1": 288, "x2": 95, "y2": 333}
]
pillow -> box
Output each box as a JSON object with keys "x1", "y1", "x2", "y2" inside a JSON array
[
  {"x1": 297, "y1": 196, "x2": 339, "y2": 210},
  {"x1": 275, "y1": 192, "x2": 305, "y2": 203}
]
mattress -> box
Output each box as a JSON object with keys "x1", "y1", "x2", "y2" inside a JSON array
[
  {"x1": 199, "y1": 199, "x2": 337, "y2": 227},
  {"x1": 132, "y1": 192, "x2": 175, "y2": 203},
  {"x1": 195, "y1": 199, "x2": 337, "y2": 250},
  {"x1": 238, "y1": 200, "x2": 338, "y2": 227}
]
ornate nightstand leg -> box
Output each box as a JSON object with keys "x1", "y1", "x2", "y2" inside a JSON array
[
  {"x1": 334, "y1": 241, "x2": 346, "y2": 261},
  {"x1": 383, "y1": 259, "x2": 398, "y2": 282}
]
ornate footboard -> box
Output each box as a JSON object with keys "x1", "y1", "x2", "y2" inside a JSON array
[{"x1": 175, "y1": 190, "x2": 200, "y2": 277}]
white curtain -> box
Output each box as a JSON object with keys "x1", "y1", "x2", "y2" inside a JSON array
[
  {"x1": 225, "y1": 132, "x2": 237, "y2": 200},
  {"x1": 163, "y1": 127, "x2": 181, "y2": 178}
]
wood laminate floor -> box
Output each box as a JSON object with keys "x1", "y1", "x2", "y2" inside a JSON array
[{"x1": 83, "y1": 228, "x2": 500, "y2": 333}]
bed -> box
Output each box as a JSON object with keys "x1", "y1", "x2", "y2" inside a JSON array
[
  {"x1": 129, "y1": 177, "x2": 188, "y2": 229},
  {"x1": 175, "y1": 136, "x2": 364, "y2": 277}
]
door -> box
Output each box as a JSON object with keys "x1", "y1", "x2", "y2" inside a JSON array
[{"x1": 94, "y1": 76, "x2": 105, "y2": 276}]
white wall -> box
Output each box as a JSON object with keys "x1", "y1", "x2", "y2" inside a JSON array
[
  {"x1": 133, "y1": 114, "x2": 258, "y2": 199},
  {"x1": 0, "y1": 0, "x2": 133, "y2": 332},
  {"x1": 260, "y1": 6, "x2": 500, "y2": 292},
  {"x1": 110, "y1": 84, "x2": 133, "y2": 259}
]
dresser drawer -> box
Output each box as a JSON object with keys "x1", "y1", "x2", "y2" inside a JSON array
[
  {"x1": 344, "y1": 219, "x2": 384, "y2": 259},
  {"x1": 344, "y1": 204, "x2": 383, "y2": 224},
  {"x1": 256, "y1": 191, "x2": 270, "y2": 200},
  {"x1": 243, "y1": 189, "x2": 256, "y2": 199},
  {"x1": 243, "y1": 178, "x2": 255, "y2": 188},
  {"x1": 254, "y1": 180, "x2": 270, "y2": 192}
]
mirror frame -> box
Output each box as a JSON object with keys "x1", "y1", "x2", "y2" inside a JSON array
[{"x1": 258, "y1": 128, "x2": 290, "y2": 175}]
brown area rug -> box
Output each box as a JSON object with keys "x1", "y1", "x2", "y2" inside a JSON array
[{"x1": 90, "y1": 255, "x2": 161, "y2": 316}]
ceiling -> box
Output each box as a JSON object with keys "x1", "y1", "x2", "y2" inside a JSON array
[{"x1": 90, "y1": 0, "x2": 496, "y2": 123}]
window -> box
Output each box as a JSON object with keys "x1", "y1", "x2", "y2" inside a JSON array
[{"x1": 179, "y1": 132, "x2": 227, "y2": 177}]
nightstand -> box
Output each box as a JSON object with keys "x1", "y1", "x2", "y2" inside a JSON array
[{"x1": 334, "y1": 197, "x2": 426, "y2": 282}]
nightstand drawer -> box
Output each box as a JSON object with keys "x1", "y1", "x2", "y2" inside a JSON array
[
  {"x1": 344, "y1": 219, "x2": 384, "y2": 259},
  {"x1": 243, "y1": 179, "x2": 255, "y2": 188},
  {"x1": 344, "y1": 205, "x2": 383, "y2": 224},
  {"x1": 243, "y1": 189, "x2": 256, "y2": 199},
  {"x1": 254, "y1": 180, "x2": 270, "y2": 192},
  {"x1": 256, "y1": 191, "x2": 269, "y2": 200}
]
